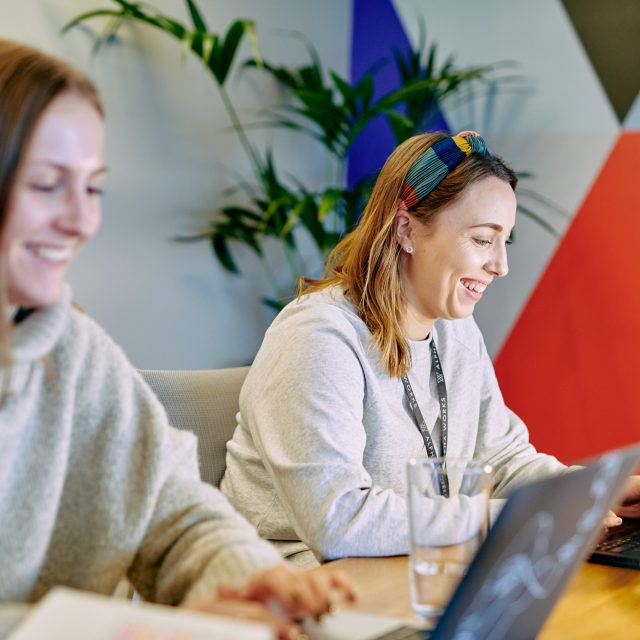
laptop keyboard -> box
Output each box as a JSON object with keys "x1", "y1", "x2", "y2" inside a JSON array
[
  {"x1": 596, "y1": 529, "x2": 640, "y2": 553},
  {"x1": 591, "y1": 519, "x2": 640, "y2": 565}
]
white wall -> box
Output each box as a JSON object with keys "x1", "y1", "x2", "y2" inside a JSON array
[
  {"x1": 0, "y1": 0, "x2": 621, "y2": 367},
  {"x1": 393, "y1": 0, "x2": 619, "y2": 355},
  {"x1": 0, "y1": 0, "x2": 350, "y2": 369}
]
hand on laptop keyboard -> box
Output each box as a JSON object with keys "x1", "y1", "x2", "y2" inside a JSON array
[
  {"x1": 615, "y1": 475, "x2": 640, "y2": 519},
  {"x1": 604, "y1": 509, "x2": 623, "y2": 528}
]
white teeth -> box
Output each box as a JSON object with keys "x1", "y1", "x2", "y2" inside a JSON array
[
  {"x1": 30, "y1": 246, "x2": 71, "y2": 262},
  {"x1": 462, "y1": 281, "x2": 486, "y2": 293}
]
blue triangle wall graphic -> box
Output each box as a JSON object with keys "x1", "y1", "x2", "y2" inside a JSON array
[{"x1": 348, "y1": 0, "x2": 448, "y2": 189}]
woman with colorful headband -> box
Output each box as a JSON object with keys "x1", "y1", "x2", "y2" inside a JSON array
[
  {"x1": 0, "y1": 39, "x2": 355, "y2": 638},
  {"x1": 222, "y1": 131, "x2": 640, "y2": 566}
]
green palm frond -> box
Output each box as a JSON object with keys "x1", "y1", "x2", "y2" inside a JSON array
[{"x1": 65, "y1": 0, "x2": 560, "y2": 308}]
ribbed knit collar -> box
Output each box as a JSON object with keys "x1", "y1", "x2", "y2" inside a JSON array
[
  {"x1": 10, "y1": 285, "x2": 71, "y2": 364},
  {"x1": 408, "y1": 328, "x2": 435, "y2": 364}
]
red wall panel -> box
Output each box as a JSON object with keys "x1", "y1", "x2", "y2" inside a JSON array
[{"x1": 495, "y1": 133, "x2": 640, "y2": 463}]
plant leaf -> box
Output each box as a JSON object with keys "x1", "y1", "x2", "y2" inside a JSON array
[
  {"x1": 262, "y1": 297, "x2": 286, "y2": 312},
  {"x1": 61, "y1": 9, "x2": 123, "y2": 34},
  {"x1": 184, "y1": 0, "x2": 207, "y2": 31},
  {"x1": 318, "y1": 188, "x2": 342, "y2": 221},
  {"x1": 211, "y1": 234, "x2": 239, "y2": 273},
  {"x1": 243, "y1": 20, "x2": 262, "y2": 67},
  {"x1": 201, "y1": 32, "x2": 217, "y2": 65},
  {"x1": 214, "y1": 19, "x2": 252, "y2": 85},
  {"x1": 385, "y1": 110, "x2": 414, "y2": 145}
]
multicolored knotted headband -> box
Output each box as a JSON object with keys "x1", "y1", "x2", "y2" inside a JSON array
[{"x1": 400, "y1": 134, "x2": 489, "y2": 209}]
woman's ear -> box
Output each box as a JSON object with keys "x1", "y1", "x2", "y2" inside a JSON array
[{"x1": 394, "y1": 202, "x2": 412, "y2": 247}]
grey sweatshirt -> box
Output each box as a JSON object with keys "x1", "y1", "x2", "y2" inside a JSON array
[
  {"x1": 0, "y1": 287, "x2": 282, "y2": 605},
  {"x1": 221, "y1": 288, "x2": 566, "y2": 565}
]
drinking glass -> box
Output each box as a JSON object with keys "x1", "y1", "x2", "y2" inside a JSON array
[{"x1": 407, "y1": 457, "x2": 492, "y2": 625}]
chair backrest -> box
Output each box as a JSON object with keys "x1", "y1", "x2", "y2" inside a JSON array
[{"x1": 139, "y1": 367, "x2": 249, "y2": 487}]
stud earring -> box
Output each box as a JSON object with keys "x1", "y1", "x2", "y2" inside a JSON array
[{"x1": 405, "y1": 245, "x2": 413, "y2": 254}]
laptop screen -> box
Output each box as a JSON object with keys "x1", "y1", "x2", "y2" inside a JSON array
[{"x1": 431, "y1": 446, "x2": 640, "y2": 640}]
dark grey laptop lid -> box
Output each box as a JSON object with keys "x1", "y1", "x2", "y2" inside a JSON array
[{"x1": 431, "y1": 445, "x2": 640, "y2": 640}]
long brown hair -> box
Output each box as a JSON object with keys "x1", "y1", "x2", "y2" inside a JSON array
[
  {"x1": 300, "y1": 132, "x2": 517, "y2": 378},
  {"x1": 0, "y1": 40, "x2": 103, "y2": 366}
]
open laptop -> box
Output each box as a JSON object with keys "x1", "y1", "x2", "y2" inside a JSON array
[{"x1": 306, "y1": 444, "x2": 640, "y2": 640}]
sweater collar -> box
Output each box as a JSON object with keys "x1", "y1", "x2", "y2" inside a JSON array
[
  {"x1": 10, "y1": 285, "x2": 72, "y2": 364},
  {"x1": 408, "y1": 326, "x2": 435, "y2": 363}
]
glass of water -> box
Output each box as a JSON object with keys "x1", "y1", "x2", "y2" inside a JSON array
[{"x1": 407, "y1": 457, "x2": 492, "y2": 625}]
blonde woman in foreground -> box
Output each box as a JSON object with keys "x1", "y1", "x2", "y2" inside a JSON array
[{"x1": 0, "y1": 39, "x2": 353, "y2": 639}]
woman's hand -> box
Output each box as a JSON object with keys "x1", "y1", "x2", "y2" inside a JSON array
[
  {"x1": 219, "y1": 563, "x2": 356, "y2": 618},
  {"x1": 604, "y1": 510, "x2": 623, "y2": 528},
  {"x1": 615, "y1": 475, "x2": 640, "y2": 519},
  {"x1": 184, "y1": 598, "x2": 302, "y2": 640},
  {"x1": 184, "y1": 563, "x2": 356, "y2": 640},
  {"x1": 603, "y1": 476, "x2": 640, "y2": 537},
  {"x1": 603, "y1": 475, "x2": 640, "y2": 530}
]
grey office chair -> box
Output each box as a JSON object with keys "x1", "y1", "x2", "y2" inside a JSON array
[{"x1": 139, "y1": 367, "x2": 249, "y2": 487}]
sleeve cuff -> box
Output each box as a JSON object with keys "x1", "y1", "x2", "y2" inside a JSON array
[{"x1": 181, "y1": 541, "x2": 284, "y2": 604}]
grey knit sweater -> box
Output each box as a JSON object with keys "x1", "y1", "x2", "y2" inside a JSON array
[
  {"x1": 221, "y1": 288, "x2": 566, "y2": 565},
  {"x1": 0, "y1": 287, "x2": 282, "y2": 605}
]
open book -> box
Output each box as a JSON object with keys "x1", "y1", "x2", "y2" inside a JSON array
[{"x1": 8, "y1": 588, "x2": 273, "y2": 640}]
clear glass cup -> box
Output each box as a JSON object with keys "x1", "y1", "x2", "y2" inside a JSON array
[{"x1": 407, "y1": 457, "x2": 493, "y2": 626}]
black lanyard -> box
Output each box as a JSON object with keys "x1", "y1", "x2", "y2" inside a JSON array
[
  {"x1": 402, "y1": 338, "x2": 449, "y2": 496},
  {"x1": 14, "y1": 307, "x2": 34, "y2": 324}
]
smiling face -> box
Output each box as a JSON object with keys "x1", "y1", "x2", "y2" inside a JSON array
[
  {"x1": 396, "y1": 176, "x2": 516, "y2": 339},
  {"x1": 2, "y1": 91, "x2": 106, "y2": 308}
]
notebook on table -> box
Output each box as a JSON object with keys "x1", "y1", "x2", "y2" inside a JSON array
[
  {"x1": 305, "y1": 444, "x2": 640, "y2": 640},
  {"x1": 6, "y1": 588, "x2": 272, "y2": 640}
]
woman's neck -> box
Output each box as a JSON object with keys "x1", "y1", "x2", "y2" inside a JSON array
[{"x1": 402, "y1": 305, "x2": 434, "y2": 341}]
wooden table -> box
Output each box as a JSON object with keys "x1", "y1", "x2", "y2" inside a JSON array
[{"x1": 330, "y1": 556, "x2": 640, "y2": 639}]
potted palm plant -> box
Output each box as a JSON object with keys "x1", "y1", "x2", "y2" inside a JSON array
[{"x1": 66, "y1": 0, "x2": 563, "y2": 309}]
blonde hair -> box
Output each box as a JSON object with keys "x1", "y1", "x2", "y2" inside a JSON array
[
  {"x1": 299, "y1": 132, "x2": 517, "y2": 378},
  {"x1": 0, "y1": 40, "x2": 103, "y2": 367}
]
